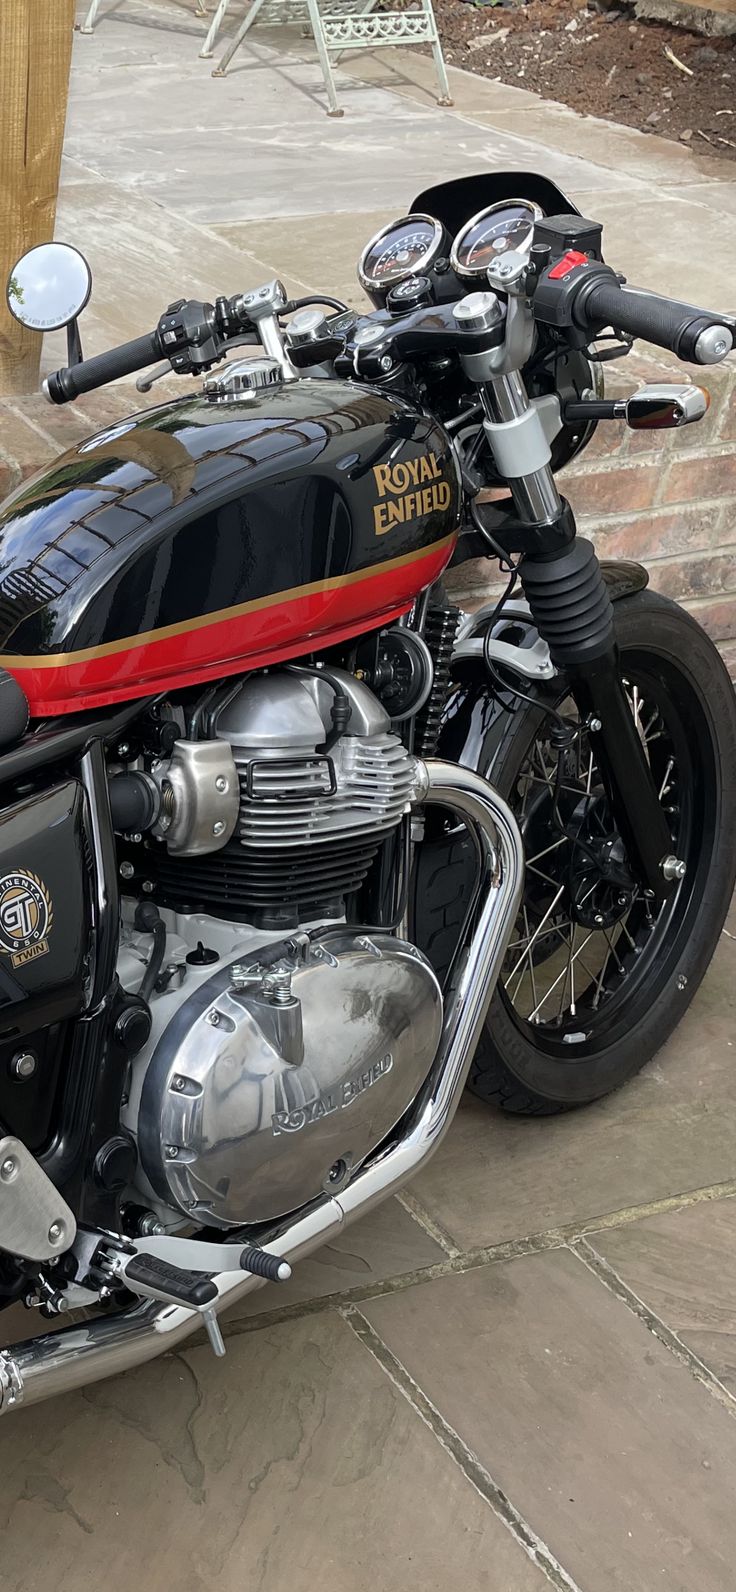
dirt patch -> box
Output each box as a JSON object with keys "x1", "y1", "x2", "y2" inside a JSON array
[{"x1": 433, "y1": 0, "x2": 736, "y2": 159}]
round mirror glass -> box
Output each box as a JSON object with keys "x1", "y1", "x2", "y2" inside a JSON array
[{"x1": 6, "y1": 243, "x2": 92, "y2": 333}]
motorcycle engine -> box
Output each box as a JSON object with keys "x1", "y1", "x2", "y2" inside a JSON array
[{"x1": 118, "y1": 666, "x2": 443, "y2": 1229}]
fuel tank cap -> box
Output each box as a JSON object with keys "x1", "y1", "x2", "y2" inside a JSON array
[{"x1": 204, "y1": 356, "x2": 283, "y2": 402}]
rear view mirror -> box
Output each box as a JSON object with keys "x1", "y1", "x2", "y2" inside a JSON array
[{"x1": 7, "y1": 243, "x2": 92, "y2": 334}]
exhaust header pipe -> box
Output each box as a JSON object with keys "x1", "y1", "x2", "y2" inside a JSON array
[{"x1": 0, "y1": 759, "x2": 523, "y2": 1415}]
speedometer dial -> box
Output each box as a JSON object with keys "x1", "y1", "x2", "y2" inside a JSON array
[
  {"x1": 358, "y1": 215, "x2": 446, "y2": 296},
  {"x1": 451, "y1": 200, "x2": 543, "y2": 279}
]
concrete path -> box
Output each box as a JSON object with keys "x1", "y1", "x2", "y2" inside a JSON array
[
  {"x1": 56, "y1": 0, "x2": 736, "y2": 367},
  {"x1": 2, "y1": 6, "x2": 736, "y2": 1589}
]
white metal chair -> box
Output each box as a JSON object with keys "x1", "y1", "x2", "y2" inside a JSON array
[
  {"x1": 78, "y1": 0, "x2": 210, "y2": 33},
  {"x1": 200, "y1": 0, "x2": 452, "y2": 117}
]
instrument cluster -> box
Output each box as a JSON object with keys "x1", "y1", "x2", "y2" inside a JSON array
[{"x1": 358, "y1": 198, "x2": 543, "y2": 304}]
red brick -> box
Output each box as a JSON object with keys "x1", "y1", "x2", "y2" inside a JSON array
[
  {"x1": 716, "y1": 638, "x2": 736, "y2": 679},
  {"x1": 625, "y1": 426, "x2": 673, "y2": 458},
  {"x1": 718, "y1": 389, "x2": 736, "y2": 443},
  {"x1": 0, "y1": 403, "x2": 58, "y2": 484},
  {"x1": 446, "y1": 558, "x2": 506, "y2": 602},
  {"x1": 72, "y1": 387, "x2": 145, "y2": 431},
  {"x1": 561, "y1": 461, "x2": 660, "y2": 517},
  {"x1": 648, "y1": 552, "x2": 736, "y2": 602},
  {"x1": 662, "y1": 452, "x2": 736, "y2": 505},
  {"x1": 6, "y1": 395, "x2": 89, "y2": 453},
  {"x1": 574, "y1": 422, "x2": 622, "y2": 462},
  {"x1": 588, "y1": 504, "x2": 725, "y2": 563},
  {"x1": 684, "y1": 594, "x2": 736, "y2": 642}
]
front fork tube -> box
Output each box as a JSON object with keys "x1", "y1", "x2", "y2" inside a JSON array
[
  {"x1": 565, "y1": 649, "x2": 675, "y2": 903},
  {"x1": 473, "y1": 369, "x2": 676, "y2": 902}
]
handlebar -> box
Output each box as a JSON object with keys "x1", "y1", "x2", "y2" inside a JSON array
[
  {"x1": 532, "y1": 253, "x2": 733, "y2": 367},
  {"x1": 575, "y1": 276, "x2": 733, "y2": 365},
  {"x1": 44, "y1": 331, "x2": 162, "y2": 404},
  {"x1": 42, "y1": 257, "x2": 734, "y2": 407}
]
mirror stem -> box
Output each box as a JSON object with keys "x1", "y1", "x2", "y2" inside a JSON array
[{"x1": 66, "y1": 319, "x2": 83, "y2": 369}]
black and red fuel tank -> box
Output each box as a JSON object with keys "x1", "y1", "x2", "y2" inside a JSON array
[{"x1": 0, "y1": 379, "x2": 460, "y2": 717}]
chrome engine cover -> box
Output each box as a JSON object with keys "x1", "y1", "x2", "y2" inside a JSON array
[{"x1": 136, "y1": 932, "x2": 442, "y2": 1227}]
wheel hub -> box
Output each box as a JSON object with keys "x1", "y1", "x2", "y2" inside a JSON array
[{"x1": 567, "y1": 796, "x2": 636, "y2": 929}]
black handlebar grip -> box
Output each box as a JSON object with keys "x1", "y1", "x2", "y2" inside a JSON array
[
  {"x1": 44, "y1": 330, "x2": 163, "y2": 404},
  {"x1": 576, "y1": 277, "x2": 733, "y2": 366}
]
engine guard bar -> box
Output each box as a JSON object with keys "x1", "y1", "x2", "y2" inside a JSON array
[{"x1": 0, "y1": 758, "x2": 524, "y2": 1416}]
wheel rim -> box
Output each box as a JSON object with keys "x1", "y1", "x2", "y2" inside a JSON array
[{"x1": 498, "y1": 653, "x2": 712, "y2": 1058}]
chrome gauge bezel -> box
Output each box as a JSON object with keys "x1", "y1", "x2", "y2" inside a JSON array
[
  {"x1": 358, "y1": 214, "x2": 446, "y2": 293},
  {"x1": 450, "y1": 199, "x2": 544, "y2": 281}
]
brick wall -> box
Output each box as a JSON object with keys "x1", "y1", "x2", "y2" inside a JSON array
[
  {"x1": 446, "y1": 350, "x2": 736, "y2": 674},
  {"x1": 0, "y1": 356, "x2": 734, "y2": 670}
]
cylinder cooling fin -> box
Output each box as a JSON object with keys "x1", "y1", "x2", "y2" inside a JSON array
[
  {"x1": 414, "y1": 602, "x2": 461, "y2": 758},
  {"x1": 120, "y1": 666, "x2": 417, "y2": 930}
]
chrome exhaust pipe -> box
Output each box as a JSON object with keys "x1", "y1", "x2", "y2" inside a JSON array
[{"x1": 0, "y1": 759, "x2": 524, "y2": 1415}]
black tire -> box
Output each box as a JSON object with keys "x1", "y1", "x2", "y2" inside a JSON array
[{"x1": 418, "y1": 589, "x2": 736, "y2": 1114}]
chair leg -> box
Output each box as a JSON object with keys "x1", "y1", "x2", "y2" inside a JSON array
[
  {"x1": 77, "y1": 0, "x2": 103, "y2": 33},
  {"x1": 212, "y1": 0, "x2": 266, "y2": 74},
  {"x1": 200, "y1": 0, "x2": 232, "y2": 55},
  {"x1": 306, "y1": 0, "x2": 343, "y2": 116},
  {"x1": 425, "y1": 0, "x2": 452, "y2": 106},
  {"x1": 431, "y1": 34, "x2": 453, "y2": 106}
]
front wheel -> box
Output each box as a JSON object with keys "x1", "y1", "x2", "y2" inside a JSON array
[{"x1": 423, "y1": 590, "x2": 736, "y2": 1114}]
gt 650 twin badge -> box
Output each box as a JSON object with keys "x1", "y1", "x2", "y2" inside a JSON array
[{"x1": 0, "y1": 871, "x2": 53, "y2": 969}]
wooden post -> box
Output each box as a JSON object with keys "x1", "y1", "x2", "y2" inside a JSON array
[{"x1": 0, "y1": 0, "x2": 75, "y2": 394}]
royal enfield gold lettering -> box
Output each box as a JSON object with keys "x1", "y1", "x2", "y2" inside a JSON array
[
  {"x1": 373, "y1": 481, "x2": 451, "y2": 535},
  {"x1": 372, "y1": 454, "x2": 451, "y2": 535},
  {"x1": 373, "y1": 455, "x2": 442, "y2": 496}
]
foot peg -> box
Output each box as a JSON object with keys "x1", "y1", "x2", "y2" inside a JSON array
[
  {"x1": 240, "y1": 1246, "x2": 292, "y2": 1282},
  {"x1": 115, "y1": 1243, "x2": 291, "y2": 1359},
  {"x1": 124, "y1": 1253, "x2": 218, "y2": 1308},
  {"x1": 118, "y1": 1253, "x2": 226, "y2": 1357}
]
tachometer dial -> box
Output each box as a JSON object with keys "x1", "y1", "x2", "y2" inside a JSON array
[
  {"x1": 451, "y1": 200, "x2": 543, "y2": 280},
  {"x1": 358, "y1": 215, "x2": 447, "y2": 297}
]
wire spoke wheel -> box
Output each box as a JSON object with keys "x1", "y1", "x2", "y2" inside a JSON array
[
  {"x1": 458, "y1": 589, "x2": 736, "y2": 1112},
  {"x1": 501, "y1": 677, "x2": 677, "y2": 1041}
]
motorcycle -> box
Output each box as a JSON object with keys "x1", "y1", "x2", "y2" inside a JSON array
[{"x1": 0, "y1": 168, "x2": 733, "y2": 1415}]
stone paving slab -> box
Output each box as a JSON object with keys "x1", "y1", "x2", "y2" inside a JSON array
[
  {"x1": 573, "y1": 189, "x2": 736, "y2": 309},
  {"x1": 228, "y1": 1196, "x2": 445, "y2": 1321},
  {"x1": 52, "y1": 172, "x2": 311, "y2": 356},
  {"x1": 0, "y1": 1311, "x2": 553, "y2": 1592},
  {"x1": 63, "y1": 116, "x2": 638, "y2": 226},
  {"x1": 409, "y1": 930, "x2": 736, "y2": 1250},
  {"x1": 589, "y1": 1197, "x2": 736, "y2": 1393},
  {"x1": 361, "y1": 1246, "x2": 736, "y2": 1592},
  {"x1": 213, "y1": 210, "x2": 395, "y2": 308}
]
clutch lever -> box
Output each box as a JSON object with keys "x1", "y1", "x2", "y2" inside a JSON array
[
  {"x1": 136, "y1": 330, "x2": 262, "y2": 393},
  {"x1": 136, "y1": 360, "x2": 172, "y2": 394}
]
